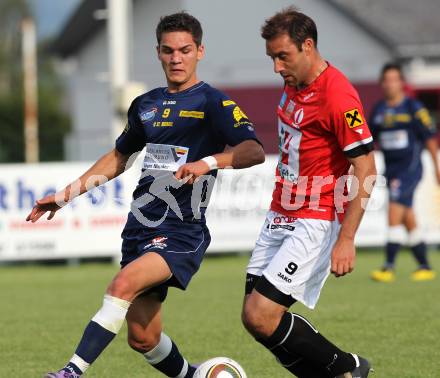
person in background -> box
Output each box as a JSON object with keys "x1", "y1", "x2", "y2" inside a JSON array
[{"x1": 370, "y1": 62, "x2": 439, "y2": 283}]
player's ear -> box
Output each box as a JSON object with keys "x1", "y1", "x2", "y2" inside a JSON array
[
  {"x1": 303, "y1": 38, "x2": 314, "y2": 55},
  {"x1": 197, "y1": 44, "x2": 205, "y2": 61},
  {"x1": 156, "y1": 45, "x2": 161, "y2": 59}
]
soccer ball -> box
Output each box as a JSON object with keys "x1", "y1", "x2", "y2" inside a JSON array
[{"x1": 193, "y1": 357, "x2": 247, "y2": 378}]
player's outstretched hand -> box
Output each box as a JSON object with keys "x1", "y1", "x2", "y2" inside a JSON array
[
  {"x1": 26, "y1": 193, "x2": 65, "y2": 223},
  {"x1": 331, "y1": 237, "x2": 356, "y2": 277},
  {"x1": 175, "y1": 160, "x2": 211, "y2": 185}
]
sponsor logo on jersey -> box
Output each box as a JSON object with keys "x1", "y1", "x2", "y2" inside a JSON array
[
  {"x1": 163, "y1": 100, "x2": 176, "y2": 105},
  {"x1": 144, "y1": 236, "x2": 168, "y2": 250},
  {"x1": 344, "y1": 108, "x2": 364, "y2": 128},
  {"x1": 267, "y1": 224, "x2": 295, "y2": 231},
  {"x1": 179, "y1": 110, "x2": 205, "y2": 119},
  {"x1": 273, "y1": 215, "x2": 297, "y2": 223},
  {"x1": 303, "y1": 92, "x2": 315, "y2": 101},
  {"x1": 394, "y1": 113, "x2": 411, "y2": 123},
  {"x1": 277, "y1": 272, "x2": 292, "y2": 283},
  {"x1": 222, "y1": 100, "x2": 236, "y2": 107},
  {"x1": 293, "y1": 108, "x2": 304, "y2": 127},
  {"x1": 140, "y1": 108, "x2": 158, "y2": 123},
  {"x1": 153, "y1": 121, "x2": 174, "y2": 127}
]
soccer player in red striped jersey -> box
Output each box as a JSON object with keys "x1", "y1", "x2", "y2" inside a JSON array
[{"x1": 242, "y1": 7, "x2": 376, "y2": 377}]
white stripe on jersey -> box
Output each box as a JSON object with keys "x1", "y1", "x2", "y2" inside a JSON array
[{"x1": 343, "y1": 136, "x2": 373, "y2": 152}]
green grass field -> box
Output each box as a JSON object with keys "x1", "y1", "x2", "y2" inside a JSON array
[{"x1": 1, "y1": 250, "x2": 439, "y2": 377}]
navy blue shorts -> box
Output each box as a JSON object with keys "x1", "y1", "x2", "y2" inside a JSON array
[
  {"x1": 120, "y1": 219, "x2": 211, "y2": 301},
  {"x1": 387, "y1": 174, "x2": 421, "y2": 207}
]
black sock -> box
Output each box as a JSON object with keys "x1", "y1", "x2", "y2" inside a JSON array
[
  {"x1": 385, "y1": 242, "x2": 401, "y2": 269},
  {"x1": 411, "y1": 242, "x2": 430, "y2": 269},
  {"x1": 258, "y1": 338, "x2": 332, "y2": 377},
  {"x1": 263, "y1": 312, "x2": 356, "y2": 376}
]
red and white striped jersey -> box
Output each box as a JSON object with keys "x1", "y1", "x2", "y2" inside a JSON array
[{"x1": 270, "y1": 63, "x2": 373, "y2": 221}]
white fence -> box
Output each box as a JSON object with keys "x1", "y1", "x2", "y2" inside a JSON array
[{"x1": 0, "y1": 153, "x2": 439, "y2": 261}]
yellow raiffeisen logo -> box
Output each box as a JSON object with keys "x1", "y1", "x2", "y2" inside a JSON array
[
  {"x1": 222, "y1": 100, "x2": 236, "y2": 107},
  {"x1": 179, "y1": 110, "x2": 205, "y2": 119},
  {"x1": 344, "y1": 108, "x2": 364, "y2": 128},
  {"x1": 233, "y1": 106, "x2": 248, "y2": 122}
]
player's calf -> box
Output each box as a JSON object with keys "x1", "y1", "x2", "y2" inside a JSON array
[
  {"x1": 140, "y1": 332, "x2": 196, "y2": 378},
  {"x1": 128, "y1": 328, "x2": 162, "y2": 353},
  {"x1": 243, "y1": 277, "x2": 361, "y2": 377}
]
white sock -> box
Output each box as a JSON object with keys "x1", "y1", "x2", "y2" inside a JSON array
[{"x1": 91, "y1": 294, "x2": 131, "y2": 334}]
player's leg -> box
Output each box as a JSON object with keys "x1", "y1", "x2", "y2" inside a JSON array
[
  {"x1": 242, "y1": 288, "x2": 360, "y2": 377},
  {"x1": 127, "y1": 292, "x2": 195, "y2": 377},
  {"x1": 386, "y1": 201, "x2": 406, "y2": 269},
  {"x1": 46, "y1": 252, "x2": 172, "y2": 377},
  {"x1": 243, "y1": 281, "x2": 332, "y2": 377},
  {"x1": 244, "y1": 213, "x2": 327, "y2": 376},
  {"x1": 244, "y1": 217, "x2": 370, "y2": 377},
  {"x1": 371, "y1": 201, "x2": 406, "y2": 282},
  {"x1": 404, "y1": 207, "x2": 436, "y2": 281}
]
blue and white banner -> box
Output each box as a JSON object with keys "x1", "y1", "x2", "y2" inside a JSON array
[{"x1": 0, "y1": 153, "x2": 439, "y2": 261}]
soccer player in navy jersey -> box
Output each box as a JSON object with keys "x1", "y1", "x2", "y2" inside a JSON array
[
  {"x1": 26, "y1": 12, "x2": 264, "y2": 378},
  {"x1": 370, "y1": 63, "x2": 439, "y2": 283}
]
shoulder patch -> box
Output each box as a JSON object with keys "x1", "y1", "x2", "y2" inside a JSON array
[
  {"x1": 344, "y1": 108, "x2": 364, "y2": 128},
  {"x1": 233, "y1": 106, "x2": 248, "y2": 122},
  {"x1": 415, "y1": 108, "x2": 433, "y2": 129}
]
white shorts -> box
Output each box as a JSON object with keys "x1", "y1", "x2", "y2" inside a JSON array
[{"x1": 247, "y1": 210, "x2": 340, "y2": 309}]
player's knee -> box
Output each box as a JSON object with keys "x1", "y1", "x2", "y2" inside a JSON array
[
  {"x1": 127, "y1": 329, "x2": 162, "y2": 353},
  {"x1": 106, "y1": 273, "x2": 134, "y2": 301},
  {"x1": 241, "y1": 299, "x2": 277, "y2": 338}
]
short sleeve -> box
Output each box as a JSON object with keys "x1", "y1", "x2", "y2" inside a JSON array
[
  {"x1": 411, "y1": 99, "x2": 437, "y2": 143},
  {"x1": 327, "y1": 90, "x2": 374, "y2": 158},
  {"x1": 115, "y1": 98, "x2": 146, "y2": 154},
  {"x1": 207, "y1": 92, "x2": 261, "y2": 147}
]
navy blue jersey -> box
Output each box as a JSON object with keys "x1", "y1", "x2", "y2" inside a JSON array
[
  {"x1": 369, "y1": 96, "x2": 436, "y2": 178},
  {"x1": 116, "y1": 81, "x2": 260, "y2": 227}
]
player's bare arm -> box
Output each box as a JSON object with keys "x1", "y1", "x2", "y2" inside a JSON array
[
  {"x1": 331, "y1": 151, "x2": 377, "y2": 277},
  {"x1": 175, "y1": 139, "x2": 264, "y2": 183},
  {"x1": 26, "y1": 148, "x2": 133, "y2": 223},
  {"x1": 425, "y1": 137, "x2": 440, "y2": 184}
]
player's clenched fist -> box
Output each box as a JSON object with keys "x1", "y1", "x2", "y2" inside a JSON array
[
  {"x1": 174, "y1": 160, "x2": 211, "y2": 184},
  {"x1": 331, "y1": 237, "x2": 356, "y2": 277}
]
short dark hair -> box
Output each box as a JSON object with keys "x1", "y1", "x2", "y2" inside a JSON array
[
  {"x1": 156, "y1": 12, "x2": 203, "y2": 47},
  {"x1": 380, "y1": 62, "x2": 405, "y2": 81},
  {"x1": 261, "y1": 6, "x2": 318, "y2": 50}
]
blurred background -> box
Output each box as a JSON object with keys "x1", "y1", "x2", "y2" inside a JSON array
[{"x1": 0, "y1": 0, "x2": 439, "y2": 261}]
